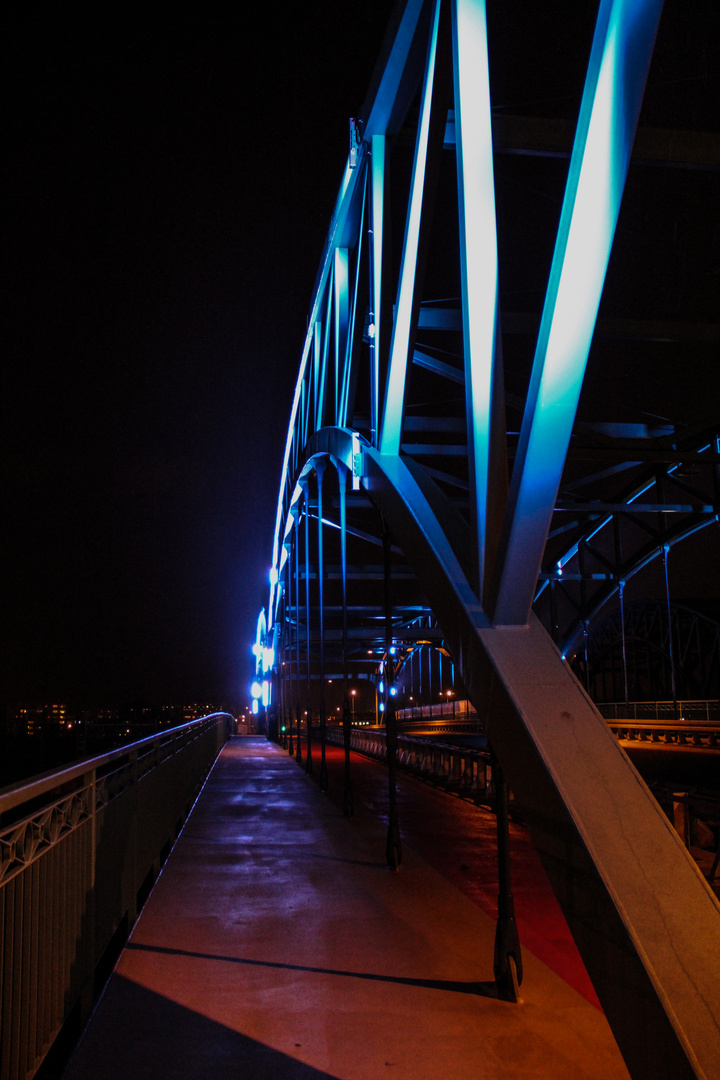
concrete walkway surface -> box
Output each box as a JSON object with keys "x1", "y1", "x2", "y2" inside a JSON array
[{"x1": 64, "y1": 737, "x2": 630, "y2": 1080}]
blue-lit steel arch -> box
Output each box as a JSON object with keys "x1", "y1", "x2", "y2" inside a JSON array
[{"x1": 261, "y1": 3, "x2": 720, "y2": 1077}]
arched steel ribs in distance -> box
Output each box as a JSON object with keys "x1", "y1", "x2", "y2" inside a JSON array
[{"x1": 262, "y1": 3, "x2": 720, "y2": 1078}]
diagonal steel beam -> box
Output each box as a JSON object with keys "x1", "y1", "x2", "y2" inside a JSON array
[
  {"x1": 492, "y1": 0, "x2": 665, "y2": 625},
  {"x1": 363, "y1": 445, "x2": 720, "y2": 1080}
]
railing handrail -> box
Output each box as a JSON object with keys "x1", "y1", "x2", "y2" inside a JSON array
[
  {"x1": 0, "y1": 712, "x2": 233, "y2": 815},
  {"x1": 1, "y1": 710, "x2": 233, "y2": 1080}
]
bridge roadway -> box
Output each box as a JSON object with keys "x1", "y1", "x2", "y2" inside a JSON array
[{"x1": 64, "y1": 736, "x2": 630, "y2": 1080}]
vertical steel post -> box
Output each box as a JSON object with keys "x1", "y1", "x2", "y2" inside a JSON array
[
  {"x1": 316, "y1": 460, "x2": 328, "y2": 791},
  {"x1": 492, "y1": 755, "x2": 523, "y2": 1001},
  {"x1": 383, "y1": 519, "x2": 401, "y2": 868},
  {"x1": 286, "y1": 555, "x2": 294, "y2": 757},
  {"x1": 619, "y1": 580, "x2": 629, "y2": 704},
  {"x1": 294, "y1": 520, "x2": 302, "y2": 765},
  {"x1": 303, "y1": 485, "x2": 313, "y2": 773},
  {"x1": 339, "y1": 466, "x2": 354, "y2": 816},
  {"x1": 663, "y1": 544, "x2": 679, "y2": 718}
]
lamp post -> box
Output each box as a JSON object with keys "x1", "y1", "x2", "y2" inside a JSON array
[{"x1": 351, "y1": 689, "x2": 356, "y2": 724}]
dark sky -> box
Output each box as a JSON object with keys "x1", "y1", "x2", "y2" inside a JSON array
[
  {"x1": 4, "y1": 2, "x2": 395, "y2": 706},
  {"x1": 3, "y1": 1, "x2": 718, "y2": 709}
]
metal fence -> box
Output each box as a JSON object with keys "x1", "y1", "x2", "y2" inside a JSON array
[
  {"x1": 0, "y1": 712, "x2": 232, "y2": 1080},
  {"x1": 395, "y1": 699, "x2": 478, "y2": 722},
  {"x1": 325, "y1": 726, "x2": 494, "y2": 803},
  {"x1": 597, "y1": 700, "x2": 720, "y2": 723}
]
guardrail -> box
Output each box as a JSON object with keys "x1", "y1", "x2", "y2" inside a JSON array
[
  {"x1": 325, "y1": 725, "x2": 494, "y2": 803},
  {"x1": 607, "y1": 720, "x2": 720, "y2": 749},
  {"x1": 598, "y1": 700, "x2": 720, "y2": 723},
  {"x1": 0, "y1": 712, "x2": 233, "y2": 1080},
  {"x1": 396, "y1": 719, "x2": 485, "y2": 736},
  {"x1": 395, "y1": 699, "x2": 478, "y2": 722}
]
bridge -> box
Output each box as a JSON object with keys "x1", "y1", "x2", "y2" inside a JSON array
[
  {"x1": 250, "y1": 0, "x2": 720, "y2": 1076},
  {"x1": 2, "y1": 1, "x2": 719, "y2": 1078}
]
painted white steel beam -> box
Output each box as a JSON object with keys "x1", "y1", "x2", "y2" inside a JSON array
[
  {"x1": 363, "y1": 445, "x2": 720, "y2": 1080},
  {"x1": 370, "y1": 135, "x2": 385, "y2": 445},
  {"x1": 492, "y1": 0, "x2": 665, "y2": 625},
  {"x1": 380, "y1": 0, "x2": 442, "y2": 457},
  {"x1": 452, "y1": 0, "x2": 498, "y2": 598}
]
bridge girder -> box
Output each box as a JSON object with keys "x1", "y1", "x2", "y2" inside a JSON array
[{"x1": 261, "y1": 2, "x2": 720, "y2": 1077}]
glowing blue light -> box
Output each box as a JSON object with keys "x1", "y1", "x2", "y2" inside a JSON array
[
  {"x1": 252, "y1": 700, "x2": 259, "y2": 715},
  {"x1": 452, "y1": 0, "x2": 499, "y2": 597},
  {"x1": 262, "y1": 681, "x2": 270, "y2": 707},
  {"x1": 493, "y1": 0, "x2": 664, "y2": 625},
  {"x1": 381, "y1": 0, "x2": 441, "y2": 456},
  {"x1": 269, "y1": 566, "x2": 278, "y2": 586},
  {"x1": 251, "y1": 681, "x2": 262, "y2": 700},
  {"x1": 379, "y1": 701, "x2": 385, "y2": 713},
  {"x1": 378, "y1": 680, "x2": 384, "y2": 694},
  {"x1": 389, "y1": 686, "x2": 397, "y2": 697},
  {"x1": 262, "y1": 646, "x2": 275, "y2": 673},
  {"x1": 389, "y1": 646, "x2": 397, "y2": 656}
]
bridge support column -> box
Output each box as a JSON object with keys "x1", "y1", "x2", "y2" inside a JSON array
[
  {"x1": 492, "y1": 754, "x2": 523, "y2": 1002},
  {"x1": 294, "y1": 520, "x2": 302, "y2": 766},
  {"x1": 303, "y1": 483, "x2": 313, "y2": 774},
  {"x1": 317, "y1": 460, "x2": 328, "y2": 792},
  {"x1": 339, "y1": 466, "x2": 354, "y2": 817},
  {"x1": 383, "y1": 520, "x2": 401, "y2": 869}
]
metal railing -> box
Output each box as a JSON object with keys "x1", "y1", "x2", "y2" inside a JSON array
[
  {"x1": 325, "y1": 726, "x2": 494, "y2": 803},
  {"x1": 0, "y1": 712, "x2": 232, "y2": 1080},
  {"x1": 395, "y1": 699, "x2": 478, "y2": 722},
  {"x1": 607, "y1": 721, "x2": 720, "y2": 749},
  {"x1": 598, "y1": 700, "x2": 720, "y2": 723}
]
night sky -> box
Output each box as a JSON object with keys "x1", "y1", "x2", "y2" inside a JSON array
[
  {"x1": 4, "y1": 1, "x2": 718, "y2": 709},
  {"x1": 4, "y1": 2, "x2": 395, "y2": 706}
]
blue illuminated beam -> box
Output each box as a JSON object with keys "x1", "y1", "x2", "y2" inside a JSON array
[
  {"x1": 380, "y1": 0, "x2": 442, "y2": 457},
  {"x1": 492, "y1": 0, "x2": 665, "y2": 625},
  {"x1": 452, "y1": 0, "x2": 499, "y2": 599}
]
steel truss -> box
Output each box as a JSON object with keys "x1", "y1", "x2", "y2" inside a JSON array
[
  {"x1": 583, "y1": 599, "x2": 720, "y2": 705},
  {"x1": 260, "y1": 2, "x2": 720, "y2": 1077}
]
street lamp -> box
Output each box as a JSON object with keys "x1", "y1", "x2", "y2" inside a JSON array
[{"x1": 350, "y1": 689, "x2": 356, "y2": 724}]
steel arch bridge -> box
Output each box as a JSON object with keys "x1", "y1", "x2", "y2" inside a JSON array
[{"x1": 255, "y1": 2, "x2": 720, "y2": 1078}]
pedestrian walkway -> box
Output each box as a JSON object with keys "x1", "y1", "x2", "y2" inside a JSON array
[{"x1": 64, "y1": 737, "x2": 630, "y2": 1080}]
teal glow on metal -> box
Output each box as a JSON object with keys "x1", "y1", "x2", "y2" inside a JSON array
[
  {"x1": 380, "y1": 0, "x2": 442, "y2": 457},
  {"x1": 371, "y1": 134, "x2": 385, "y2": 445},
  {"x1": 452, "y1": 0, "x2": 498, "y2": 598},
  {"x1": 493, "y1": 0, "x2": 664, "y2": 625},
  {"x1": 334, "y1": 248, "x2": 349, "y2": 424}
]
